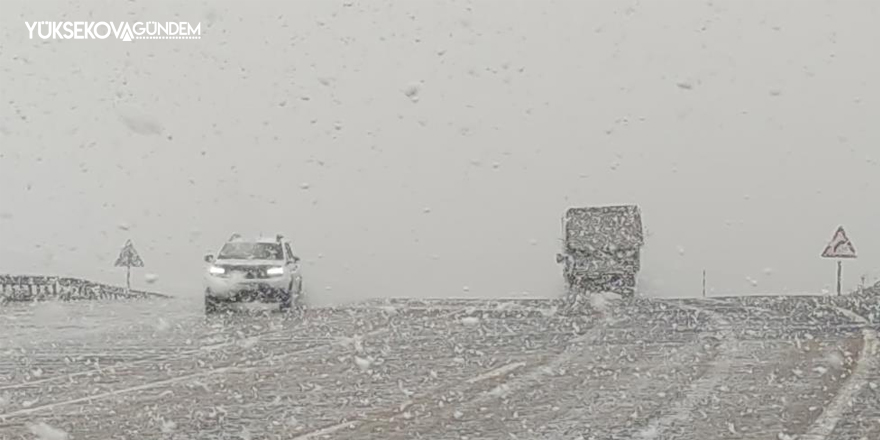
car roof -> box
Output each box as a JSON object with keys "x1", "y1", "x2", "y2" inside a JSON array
[
  {"x1": 255, "y1": 236, "x2": 284, "y2": 244},
  {"x1": 226, "y1": 233, "x2": 287, "y2": 244}
]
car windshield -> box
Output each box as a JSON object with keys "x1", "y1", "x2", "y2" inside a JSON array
[{"x1": 217, "y1": 242, "x2": 283, "y2": 260}]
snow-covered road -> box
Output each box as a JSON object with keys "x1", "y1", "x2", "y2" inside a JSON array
[{"x1": 0, "y1": 294, "x2": 877, "y2": 440}]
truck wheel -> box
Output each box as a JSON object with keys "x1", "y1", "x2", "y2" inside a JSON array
[{"x1": 619, "y1": 275, "x2": 637, "y2": 298}]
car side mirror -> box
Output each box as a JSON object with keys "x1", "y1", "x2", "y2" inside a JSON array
[
  {"x1": 292, "y1": 256, "x2": 300, "y2": 263},
  {"x1": 204, "y1": 254, "x2": 215, "y2": 263}
]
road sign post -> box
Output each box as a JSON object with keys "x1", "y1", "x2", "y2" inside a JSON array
[
  {"x1": 702, "y1": 270, "x2": 706, "y2": 298},
  {"x1": 115, "y1": 239, "x2": 144, "y2": 292},
  {"x1": 821, "y1": 226, "x2": 857, "y2": 296}
]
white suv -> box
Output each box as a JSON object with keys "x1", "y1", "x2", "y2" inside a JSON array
[{"x1": 203, "y1": 234, "x2": 304, "y2": 313}]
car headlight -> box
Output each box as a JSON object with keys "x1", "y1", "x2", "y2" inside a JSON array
[
  {"x1": 209, "y1": 265, "x2": 226, "y2": 275},
  {"x1": 266, "y1": 266, "x2": 284, "y2": 276}
]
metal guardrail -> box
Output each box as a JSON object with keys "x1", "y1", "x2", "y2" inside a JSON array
[{"x1": 0, "y1": 275, "x2": 170, "y2": 303}]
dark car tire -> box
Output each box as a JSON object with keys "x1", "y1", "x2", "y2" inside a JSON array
[
  {"x1": 279, "y1": 284, "x2": 294, "y2": 312},
  {"x1": 205, "y1": 294, "x2": 221, "y2": 314},
  {"x1": 294, "y1": 278, "x2": 305, "y2": 310}
]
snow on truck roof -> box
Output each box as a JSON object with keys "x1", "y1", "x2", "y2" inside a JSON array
[{"x1": 564, "y1": 205, "x2": 644, "y2": 251}]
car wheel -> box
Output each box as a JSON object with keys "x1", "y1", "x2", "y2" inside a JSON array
[
  {"x1": 205, "y1": 294, "x2": 220, "y2": 314},
  {"x1": 294, "y1": 278, "x2": 305, "y2": 310},
  {"x1": 279, "y1": 284, "x2": 293, "y2": 312}
]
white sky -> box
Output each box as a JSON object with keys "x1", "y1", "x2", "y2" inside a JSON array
[{"x1": 1, "y1": 0, "x2": 878, "y2": 303}]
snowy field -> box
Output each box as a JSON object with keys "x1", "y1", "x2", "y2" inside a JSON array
[{"x1": 0, "y1": 293, "x2": 877, "y2": 440}]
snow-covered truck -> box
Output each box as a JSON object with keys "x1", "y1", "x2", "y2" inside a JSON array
[{"x1": 555, "y1": 205, "x2": 644, "y2": 297}]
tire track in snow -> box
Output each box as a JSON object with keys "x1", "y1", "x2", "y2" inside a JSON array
[
  {"x1": 331, "y1": 360, "x2": 532, "y2": 438},
  {"x1": 255, "y1": 307, "x2": 490, "y2": 439},
  {"x1": 0, "y1": 365, "x2": 238, "y2": 419},
  {"x1": 479, "y1": 326, "x2": 606, "y2": 400},
  {"x1": 465, "y1": 361, "x2": 526, "y2": 384},
  {"x1": 290, "y1": 420, "x2": 356, "y2": 440},
  {"x1": 358, "y1": 295, "x2": 710, "y2": 439},
  {"x1": 0, "y1": 304, "x2": 390, "y2": 392},
  {"x1": 343, "y1": 297, "x2": 613, "y2": 437},
  {"x1": 539, "y1": 326, "x2": 713, "y2": 439},
  {"x1": 0, "y1": 312, "x2": 344, "y2": 392},
  {"x1": 800, "y1": 305, "x2": 879, "y2": 440},
  {"x1": 631, "y1": 302, "x2": 737, "y2": 440},
  {"x1": 0, "y1": 323, "x2": 392, "y2": 420},
  {"x1": 473, "y1": 294, "x2": 617, "y2": 402}
]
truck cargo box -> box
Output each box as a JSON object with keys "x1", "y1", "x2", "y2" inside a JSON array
[{"x1": 558, "y1": 204, "x2": 644, "y2": 297}]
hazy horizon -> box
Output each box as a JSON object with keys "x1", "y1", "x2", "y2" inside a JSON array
[{"x1": 2, "y1": 0, "x2": 878, "y2": 304}]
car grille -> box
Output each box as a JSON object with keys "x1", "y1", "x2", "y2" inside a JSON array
[{"x1": 222, "y1": 266, "x2": 270, "y2": 279}]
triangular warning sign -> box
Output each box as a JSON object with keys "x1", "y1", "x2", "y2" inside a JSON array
[
  {"x1": 821, "y1": 226, "x2": 857, "y2": 259},
  {"x1": 115, "y1": 240, "x2": 145, "y2": 267}
]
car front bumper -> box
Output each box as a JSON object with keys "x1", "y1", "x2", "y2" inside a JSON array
[{"x1": 204, "y1": 275, "x2": 291, "y2": 302}]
